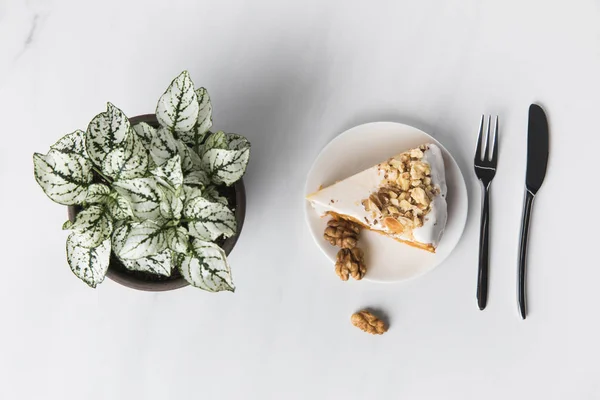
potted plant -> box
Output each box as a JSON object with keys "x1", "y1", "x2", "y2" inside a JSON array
[{"x1": 33, "y1": 71, "x2": 250, "y2": 292}]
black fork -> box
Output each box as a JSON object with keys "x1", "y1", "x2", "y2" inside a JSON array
[{"x1": 474, "y1": 115, "x2": 498, "y2": 310}]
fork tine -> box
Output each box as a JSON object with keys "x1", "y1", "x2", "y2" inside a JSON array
[
  {"x1": 485, "y1": 115, "x2": 491, "y2": 160},
  {"x1": 490, "y1": 116, "x2": 498, "y2": 163},
  {"x1": 475, "y1": 115, "x2": 484, "y2": 161}
]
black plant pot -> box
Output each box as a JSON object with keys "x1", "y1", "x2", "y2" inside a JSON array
[{"x1": 67, "y1": 114, "x2": 246, "y2": 291}]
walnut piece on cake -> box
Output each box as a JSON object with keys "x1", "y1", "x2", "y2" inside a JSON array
[{"x1": 364, "y1": 145, "x2": 440, "y2": 235}]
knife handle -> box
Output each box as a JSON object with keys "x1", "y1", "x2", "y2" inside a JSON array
[
  {"x1": 477, "y1": 182, "x2": 491, "y2": 310},
  {"x1": 518, "y1": 189, "x2": 535, "y2": 320}
]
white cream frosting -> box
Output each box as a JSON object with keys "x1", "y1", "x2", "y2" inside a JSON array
[
  {"x1": 413, "y1": 144, "x2": 447, "y2": 246},
  {"x1": 307, "y1": 144, "x2": 448, "y2": 249}
]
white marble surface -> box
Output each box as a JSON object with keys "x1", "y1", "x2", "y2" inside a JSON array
[{"x1": 1, "y1": 0, "x2": 599, "y2": 398}]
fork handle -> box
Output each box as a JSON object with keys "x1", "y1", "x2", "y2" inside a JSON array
[
  {"x1": 477, "y1": 183, "x2": 491, "y2": 310},
  {"x1": 518, "y1": 189, "x2": 535, "y2": 320}
]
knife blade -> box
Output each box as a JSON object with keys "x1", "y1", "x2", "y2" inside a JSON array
[
  {"x1": 518, "y1": 104, "x2": 549, "y2": 319},
  {"x1": 526, "y1": 104, "x2": 549, "y2": 193}
]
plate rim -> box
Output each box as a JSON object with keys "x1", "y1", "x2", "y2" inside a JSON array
[{"x1": 303, "y1": 121, "x2": 469, "y2": 283}]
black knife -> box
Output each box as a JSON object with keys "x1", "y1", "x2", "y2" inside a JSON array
[{"x1": 518, "y1": 104, "x2": 549, "y2": 320}]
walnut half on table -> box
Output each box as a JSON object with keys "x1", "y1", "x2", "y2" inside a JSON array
[{"x1": 351, "y1": 310, "x2": 388, "y2": 335}]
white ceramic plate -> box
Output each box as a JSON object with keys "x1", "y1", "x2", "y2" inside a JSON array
[{"x1": 304, "y1": 122, "x2": 468, "y2": 282}]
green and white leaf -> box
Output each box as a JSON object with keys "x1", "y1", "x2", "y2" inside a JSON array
[
  {"x1": 50, "y1": 130, "x2": 88, "y2": 157},
  {"x1": 166, "y1": 226, "x2": 189, "y2": 254},
  {"x1": 202, "y1": 146, "x2": 250, "y2": 186},
  {"x1": 107, "y1": 193, "x2": 134, "y2": 220},
  {"x1": 198, "y1": 131, "x2": 228, "y2": 156},
  {"x1": 150, "y1": 127, "x2": 179, "y2": 166},
  {"x1": 183, "y1": 169, "x2": 210, "y2": 187},
  {"x1": 115, "y1": 220, "x2": 168, "y2": 260},
  {"x1": 68, "y1": 205, "x2": 113, "y2": 248},
  {"x1": 113, "y1": 177, "x2": 163, "y2": 221},
  {"x1": 111, "y1": 223, "x2": 131, "y2": 255},
  {"x1": 179, "y1": 87, "x2": 212, "y2": 144},
  {"x1": 101, "y1": 131, "x2": 149, "y2": 180},
  {"x1": 177, "y1": 141, "x2": 202, "y2": 172},
  {"x1": 123, "y1": 251, "x2": 173, "y2": 276},
  {"x1": 33, "y1": 150, "x2": 93, "y2": 205},
  {"x1": 66, "y1": 233, "x2": 111, "y2": 288},
  {"x1": 195, "y1": 88, "x2": 212, "y2": 135},
  {"x1": 156, "y1": 70, "x2": 199, "y2": 133},
  {"x1": 132, "y1": 122, "x2": 156, "y2": 149},
  {"x1": 112, "y1": 224, "x2": 172, "y2": 275},
  {"x1": 86, "y1": 183, "x2": 111, "y2": 203},
  {"x1": 184, "y1": 196, "x2": 236, "y2": 241},
  {"x1": 85, "y1": 103, "x2": 130, "y2": 166},
  {"x1": 159, "y1": 187, "x2": 183, "y2": 220},
  {"x1": 182, "y1": 185, "x2": 203, "y2": 202},
  {"x1": 150, "y1": 154, "x2": 183, "y2": 188},
  {"x1": 178, "y1": 239, "x2": 234, "y2": 292},
  {"x1": 203, "y1": 185, "x2": 228, "y2": 205},
  {"x1": 226, "y1": 133, "x2": 251, "y2": 151},
  {"x1": 85, "y1": 185, "x2": 133, "y2": 220}
]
